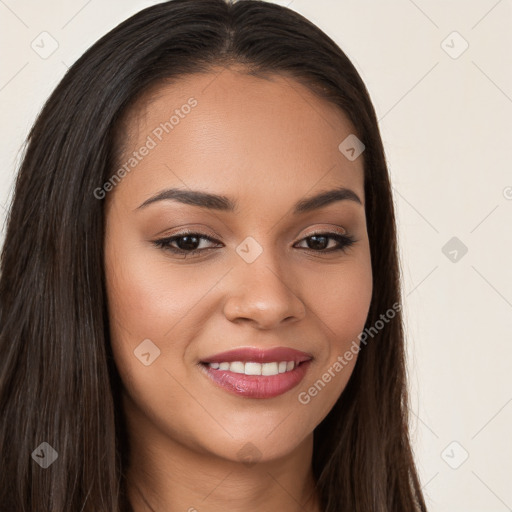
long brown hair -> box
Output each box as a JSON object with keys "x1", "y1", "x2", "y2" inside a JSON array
[{"x1": 0, "y1": 1, "x2": 426, "y2": 510}]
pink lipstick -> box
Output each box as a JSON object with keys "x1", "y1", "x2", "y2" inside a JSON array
[{"x1": 199, "y1": 347, "x2": 312, "y2": 399}]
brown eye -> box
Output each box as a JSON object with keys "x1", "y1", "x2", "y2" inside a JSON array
[
  {"x1": 174, "y1": 235, "x2": 201, "y2": 251},
  {"x1": 295, "y1": 233, "x2": 356, "y2": 253},
  {"x1": 153, "y1": 232, "x2": 222, "y2": 257}
]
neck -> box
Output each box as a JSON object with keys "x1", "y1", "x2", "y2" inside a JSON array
[{"x1": 123, "y1": 395, "x2": 321, "y2": 512}]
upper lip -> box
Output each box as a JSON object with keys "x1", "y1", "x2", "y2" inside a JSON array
[{"x1": 201, "y1": 347, "x2": 313, "y2": 364}]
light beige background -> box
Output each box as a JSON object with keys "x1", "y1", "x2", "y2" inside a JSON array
[{"x1": 1, "y1": 1, "x2": 511, "y2": 510}]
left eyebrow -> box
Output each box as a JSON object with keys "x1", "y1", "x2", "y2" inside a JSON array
[
  {"x1": 293, "y1": 186, "x2": 362, "y2": 213},
  {"x1": 135, "y1": 186, "x2": 362, "y2": 212}
]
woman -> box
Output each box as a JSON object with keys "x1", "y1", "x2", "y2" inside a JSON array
[{"x1": 0, "y1": 0, "x2": 427, "y2": 510}]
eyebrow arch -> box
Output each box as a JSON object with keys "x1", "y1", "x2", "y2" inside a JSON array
[{"x1": 136, "y1": 186, "x2": 362, "y2": 213}]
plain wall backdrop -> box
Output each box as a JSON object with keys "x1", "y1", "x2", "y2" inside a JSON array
[{"x1": 1, "y1": 1, "x2": 511, "y2": 510}]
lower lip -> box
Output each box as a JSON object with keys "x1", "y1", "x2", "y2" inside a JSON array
[{"x1": 200, "y1": 361, "x2": 312, "y2": 399}]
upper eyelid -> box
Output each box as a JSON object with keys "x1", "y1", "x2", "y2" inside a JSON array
[{"x1": 166, "y1": 223, "x2": 348, "y2": 237}]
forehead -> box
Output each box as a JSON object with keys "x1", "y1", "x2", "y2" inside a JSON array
[{"x1": 111, "y1": 67, "x2": 365, "y2": 208}]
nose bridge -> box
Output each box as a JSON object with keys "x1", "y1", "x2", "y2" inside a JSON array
[{"x1": 222, "y1": 235, "x2": 306, "y2": 328}]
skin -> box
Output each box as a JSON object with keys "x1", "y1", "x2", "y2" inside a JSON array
[{"x1": 104, "y1": 66, "x2": 373, "y2": 512}]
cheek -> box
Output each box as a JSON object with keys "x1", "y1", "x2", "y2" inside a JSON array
[
  {"x1": 296, "y1": 251, "x2": 372, "y2": 413},
  {"x1": 104, "y1": 233, "x2": 221, "y2": 398},
  {"x1": 104, "y1": 231, "x2": 178, "y2": 385},
  {"x1": 104, "y1": 234, "x2": 203, "y2": 340},
  {"x1": 104, "y1": 241, "x2": 192, "y2": 425},
  {"x1": 305, "y1": 254, "x2": 373, "y2": 348}
]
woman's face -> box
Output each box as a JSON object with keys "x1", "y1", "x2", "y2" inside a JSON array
[{"x1": 105, "y1": 67, "x2": 372, "y2": 463}]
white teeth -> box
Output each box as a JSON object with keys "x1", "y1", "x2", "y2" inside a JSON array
[
  {"x1": 229, "y1": 361, "x2": 245, "y2": 373},
  {"x1": 245, "y1": 362, "x2": 262, "y2": 375},
  {"x1": 207, "y1": 360, "x2": 297, "y2": 375},
  {"x1": 261, "y1": 362, "x2": 279, "y2": 376}
]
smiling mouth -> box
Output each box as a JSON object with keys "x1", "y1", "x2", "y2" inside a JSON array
[{"x1": 198, "y1": 349, "x2": 312, "y2": 399}]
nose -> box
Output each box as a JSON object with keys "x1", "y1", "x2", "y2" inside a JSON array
[{"x1": 222, "y1": 256, "x2": 307, "y2": 330}]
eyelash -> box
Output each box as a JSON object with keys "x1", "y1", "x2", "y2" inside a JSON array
[{"x1": 152, "y1": 230, "x2": 356, "y2": 258}]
